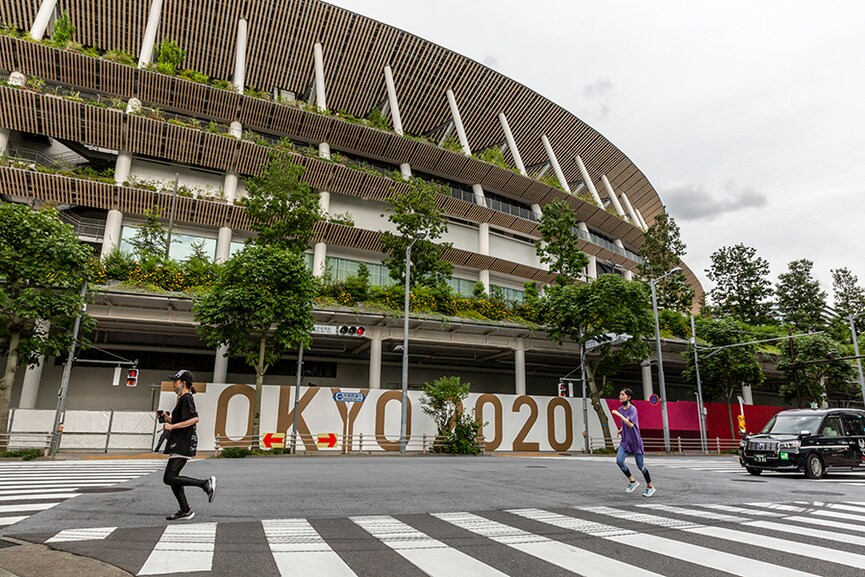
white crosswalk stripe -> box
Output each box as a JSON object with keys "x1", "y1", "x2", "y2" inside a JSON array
[
  {"x1": 26, "y1": 499, "x2": 865, "y2": 576},
  {"x1": 0, "y1": 460, "x2": 162, "y2": 529}
]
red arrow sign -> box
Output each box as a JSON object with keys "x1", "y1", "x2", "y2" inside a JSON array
[
  {"x1": 316, "y1": 433, "x2": 337, "y2": 448},
  {"x1": 262, "y1": 432, "x2": 285, "y2": 449}
]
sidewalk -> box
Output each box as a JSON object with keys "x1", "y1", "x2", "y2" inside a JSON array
[{"x1": 0, "y1": 540, "x2": 131, "y2": 577}]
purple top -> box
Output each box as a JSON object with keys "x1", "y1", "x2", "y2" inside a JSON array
[{"x1": 618, "y1": 403, "x2": 644, "y2": 454}]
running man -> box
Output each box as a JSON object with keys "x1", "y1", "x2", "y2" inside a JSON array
[{"x1": 611, "y1": 388, "x2": 655, "y2": 497}]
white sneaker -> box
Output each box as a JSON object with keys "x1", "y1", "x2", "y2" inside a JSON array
[
  {"x1": 626, "y1": 481, "x2": 640, "y2": 493},
  {"x1": 643, "y1": 487, "x2": 656, "y2": 498}
]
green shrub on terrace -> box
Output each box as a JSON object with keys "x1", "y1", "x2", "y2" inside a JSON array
[
  {"x1": 441, "y1": 134, "x2": 463, "y2": 153},
  {"x1": 154, "y1": 38, "x2": 185, "y2": 75},
  {"x1": 179, "y1": 68, "x2": 209, "y2": 84},
  {"x1": 367, "y1": 107, "x2": 391, "y2": 131},
  {"x1": 244, "y1": 86, "x2": 270, "y2": 100},
  {"x1": 0, "y1": 22, "x2": 20, "y2": 38},
  {"x1": 103, "y1": 49, "x2": 136, "y2": 67},
  {"x1": 51, "y1": 11, "x2": 76, "y2": 46},
  {"x1": 23, "y1": 77, "x2": 44, "y2": 92},
  {"x1": 476, "y1": 146, "x2": 510, "y2": 170},
  {"x1": 209, "y1": 78, "x2": 235, "y2": 92},
  {"x1": 539, "y1": 170, "x2": 565, "y2": 191}
]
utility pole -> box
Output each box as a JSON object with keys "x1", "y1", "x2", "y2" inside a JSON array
[{"x1": 49, "y1": 282, "x2": 87, "y2": 456}]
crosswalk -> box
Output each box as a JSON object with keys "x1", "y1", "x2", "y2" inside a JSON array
[
  {"x1": 0, "y1": 459, "x2": 163, "y2": 527},
  {"x1": 22, "y1": 499, "x2": 865, "y2": 577}
]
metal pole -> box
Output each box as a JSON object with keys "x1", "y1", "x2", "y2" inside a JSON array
[
  {"x1": 400, "y1": 241, "x2": 413, "y2": 454},
  {"x1": 690, "y1": 314, "x2": 707, "y2": 453},
  {"x1": 651, "y1": 280, "x2": 671, "y2": 453},
  {"x1": 49, "y1": 282, "x2": 87, "y2": 456},
  {"x1": 164, "y1": 173, "x2": 179, "y2": 260},
  {"x1": 290, "y1": 344, "x2": 304, "y2": 454},
  {"x1": 580, "y1": 338, "x2": 589, "y2": 453},
  {"x1": 849, "y1": 315, "x2": 865, "y2": 409}
]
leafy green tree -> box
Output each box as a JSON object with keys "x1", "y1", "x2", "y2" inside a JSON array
[
  {"x1": 831, "y1": 267, "x2": 865, "y2": 318},
  {"x1": 535, "y1": 200, "x2": 588, "y2": 285},
  {"x1": 194, "y1": 245, "x2": 315, "y2": 443},
  {"x1": 154, "y1": 38, "x2": 186, "y2": 75},
  {"x1": 0, "y1": 203, "x2": 93, "y2": 436},
  {"x1": 183, "y1": 240, "x2": 217, "y2": 288},
  {"x1": 131, "y1": 206, "x2": 170, "y2": 267},
  {"x1": 420, "y1": 376, "x2": 481, "y2": 454},
  {"x1": 637, "y1": 210, "x2": 694, "y2": 312},
  {"x1": 682, "y1": 317, "x2": 764, "y2": 438},
  {"x1": 243, "y1": 153, "x2": 323, "y2": 254},
  {"x1": 50, "y1": 11, "x2": 75, "y2": 46},
  {"x1": 776, "y1": 334, "x2": 856, "y2": 408},
  {"x1": 775, "y1": 259, "x2": 827, "y2": 331},
  {"x1": 705, "y1": 244, "x2": 773, "y2": 324},
  {"x1": 541, "y1": 275, "x2": 653, "y2": 448},
  {"x1": 380, "y1": 177, "x2": 452, "y2": 287}
]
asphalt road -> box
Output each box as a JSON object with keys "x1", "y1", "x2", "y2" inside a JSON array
[{"x1": 4, "y1": 454, "x2": 865, "y2": 577}]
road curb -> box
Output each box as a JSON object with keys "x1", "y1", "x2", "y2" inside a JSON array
[{"x1": 0, "y1": 542, "x2": 132, "y2": 577}]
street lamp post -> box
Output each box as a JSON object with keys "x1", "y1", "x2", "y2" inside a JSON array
[
  {"x1": 849, "y1": 314, "x2": 865, "y2": 408},
  {"x1": 690, "y1": 314, "x2": 708, "y2": 453},
  {"x1": 650, "y1": 266, "x2": 682, "y2": 453},
  {"x1": 400, "y1": 231, "x2": 427, "y2": 453}
]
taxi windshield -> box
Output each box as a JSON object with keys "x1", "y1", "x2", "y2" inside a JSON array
[{"x1": 761, "y1": 414, "x2": 823, "y2": 435}]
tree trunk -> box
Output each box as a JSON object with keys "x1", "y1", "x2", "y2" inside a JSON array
[
  {"x1": 726, "y1": 394, "x2": 735, "y2": 441},
  {"x1": 585, "y1": 364, "x2": 613, "y2": 449},
  {"x1": 0, "y1": 331, "x2": 21, "y2": 446},
  {"x1": 252, "y1": 335, "x2": 266, "y2": 449}
]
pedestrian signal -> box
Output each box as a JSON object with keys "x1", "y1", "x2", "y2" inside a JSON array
[
  {"x1": 338, "y1": 325, "x2": 366, "y2": 337},
  {"x1": 558, "y1": 381, "x2": 568, "y2": 397},
  {"x1": 126, "y1": 368, "x2": 139, "y2": 387}
]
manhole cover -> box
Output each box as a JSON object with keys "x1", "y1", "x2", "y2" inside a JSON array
[
  {"x1": 0, "y1": 540, "x2": 20, "y2": 549},
  {"x1": 76, "y1": 487, "x2": 133, "y2": 494},
  {"x1": 730, "y1": 479, "x2": 767, "y2": 483},
  {"x1": 791, "y1": 490, "x2": 843, "y2": 496}
]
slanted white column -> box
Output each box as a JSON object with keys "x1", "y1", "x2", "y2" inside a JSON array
[
  {"x1": 138, "y1": 0, "x2": 164, "y2": 67},
  {"x1": 531, "y1": 203, "x2": 542, "y2": 220},
  {"x1": 577, "y1": 222, "x2": 596, "y2": 280},
  {"x1": 574, "y1": 156, "x2": 604, "y2": 207},
  {"x1": 742, "y1": 384, "x2": 754, "y2": 405},
  {"x1": 313, "y1": 43, "x2": 328, "y2": 111},
  {"x1": 514, "y1": 339, "x2": 526, "y2": 396},
  {"x1": 233, "y1": 19, "x2": 248, "y2": 92},
  {"x1": 641, "y1": 360, "x2": 653, "y2": 400},
  {"x1": 29, "y1": 0, "x2": 57, "y2": 40},
  {"x1": 613, "y1": 239, "x2": 633, "y2": 280},
  {"x1": 635, "y1": 208, "x2": 649, "y2": 231},
  {"x1": 540, "y1": 135, "x2": 570, "y2": 192},
  {"x1": 384, "y1": 66, "x2": 404, "y2": 136},
  {"x1": 0, "y1": 127, "x2": 10, "y2": 156},
  {"x1": 213, "y1": 346, "x2": 229, "y2": 384},
  {"x1": 101, "y1": 209, "x2": 123, "y2": 258},
  {"x1": 471, "y1": 183, "x2": 485, "y2": 205},
  {"x1": 216, "y1": 227, "x2": 232, "y2": 264},
  {"x1": 445, "y1": 90, "x2": 471, "y2": 155},
  {"x1": 600, "y1": 175, "x2": 626, "y2": 217},
  {"x1": 114, "y1": 151, "x2": 132, "y2": 185},
  {"x1": 619, "y1": 191, "x2": 640, "y2": 226},
  {"x1": 368, "y1": 330, "x2": 382, "y2": 389},
  {"x1": 498, "y1": 113, "x2": 526, "y2": 175}
]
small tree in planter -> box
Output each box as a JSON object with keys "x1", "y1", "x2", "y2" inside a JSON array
[{"x1": 421, "y1": 376, "x2": 482, "y2": 454}]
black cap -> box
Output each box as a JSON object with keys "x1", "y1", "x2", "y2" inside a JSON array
[{"x1": 169, "y1": 369, "x2": 194, "y2": 385}]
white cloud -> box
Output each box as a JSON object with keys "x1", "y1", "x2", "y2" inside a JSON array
[{"x1": 663, "y1": 180, "x2": 768, "y2": 221}]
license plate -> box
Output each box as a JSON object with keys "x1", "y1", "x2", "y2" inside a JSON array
[{"x1": 754, "y1": 454, "x2": 767, "y2": 463}]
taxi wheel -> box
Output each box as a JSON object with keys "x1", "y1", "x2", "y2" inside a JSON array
[
  {"x1": 745, "y1": 467, "x2": 762, "y2": 476},
  {"x1": 804, "y1": 453, "x2": 825, "y2": 479}
]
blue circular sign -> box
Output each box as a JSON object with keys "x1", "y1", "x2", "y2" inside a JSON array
[{"x1": 649, "y1": 394, "x2": 660, "y2": 406}]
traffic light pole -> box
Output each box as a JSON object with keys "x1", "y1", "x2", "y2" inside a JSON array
[
  {"x1": 49, "y1": 282, "x2": 87, "y2": 456},
  {"x1": 291, "y1": 344, "x2": 304, "y2": 454}
]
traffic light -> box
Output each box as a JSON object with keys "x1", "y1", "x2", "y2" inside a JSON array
[
  {"x1": 126, "y1": 368, "x2": 138, "y2": 387},
  {"x1": 338, "y1": 325, "x2": 366, "y2": 337},
  {"x1": 558, "y1": 381, "x2": 568, "y2": 397}
]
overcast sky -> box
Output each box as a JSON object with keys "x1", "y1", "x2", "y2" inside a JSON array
[{"x1": 325, "y1": 0, "x2": 865, "y2": 302}]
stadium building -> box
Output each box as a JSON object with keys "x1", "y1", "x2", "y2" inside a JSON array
[{"x1": 0, "y1": 0, "x2": 710, "y2": 413}]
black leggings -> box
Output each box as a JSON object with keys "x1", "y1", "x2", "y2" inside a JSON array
[{"x1": 163, "y1": 457, "x2": 206, "y2": 512}]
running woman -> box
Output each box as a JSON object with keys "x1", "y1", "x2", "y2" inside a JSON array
[
  {"x1": 162, "y1": 370, "x2": 216, "y2": 520},
  {"x1": 611, "y1": 388, "x2": 655, "y2": 497}
]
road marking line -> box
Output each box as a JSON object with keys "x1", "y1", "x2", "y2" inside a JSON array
[
  {"x1": 0, "y1": 502, "x2": 59, "y2": 514},
  {"x1": 698, "y1": 504, "x2": 786, "y2": 517},
  {"x1": 47, "y1": 526, "x2": 117, "y2": 543},
  {"x1": 744, "y1": 520, "x2": 865, "y2": 547},
  {"x1": 0, "y1": 516, "x2": 28, "y2": 526},
  {"x1": 262, "y1": 519, "x2": 356, "y2": 577},
  {"x1": 137, "y1": 522, "x2": 216, "y2": 576}
]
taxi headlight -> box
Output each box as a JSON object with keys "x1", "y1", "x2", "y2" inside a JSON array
[{"x1": 779, "y1": 440, "x2": 800, "y2": 449}]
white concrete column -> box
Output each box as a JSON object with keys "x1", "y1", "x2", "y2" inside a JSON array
[
  {"x1": 101, "y1": 209, "x2": 123, "y2": 258},
  {"x1": 600, "y1": 175, "x2": 626, "y2": 217},
  {"x1": 445, "y1": 90, "x2": 471, "y2": 155},
  {"x1": 540, "y1": 135, "x2": 570, "y2": 192},
  {"x1": 318, "y1": 189, "x2": 331, "y2": 214},
  {"x1": 222, "y1": 172, "x2": 238, "y2": 204},
  {"x1": 213, "y1": 345, "x2": 229, "y2": 384},
  {"x1": 641, "y1": 361, "x2": 653, "y2": 400},
  {"x1": 313, "y1": 43, "x2": 328, "y2": 111},
  {"x1": 635, "y1": 209, "x2": 649, "y2": 231},
  {"x1": 531, "y1": 203, "x2": 543, "y2": 220},
  {"x1": 368, "y1": 331, "x2": 382, "y2": 389},
  {"x1": 742, "y1": 384, "x2": 754, "y2": 405},
  {"x1": 138, "y1": 0, "x2": 164, "y2": 68},
  {"x1": 498, "y1": 113, "x2": 526, "y2": 175},
  {"x1": 478, "y1": 222, "x2": 490, "y2": 255},
  {"x1": 471, "y1": 183, "x2": 485, "y2": 206},
  {"x1": 619, "y1": 191, "x2": 640, "y2": 226},
  {"x1": 623, "y1": 269, "x2": 633, "y2": 281},
  {"x1": 19, "y1": 359, "x2": 46, "y2": 409},
  {"x1": 514, "y1": 339, "x2": 526, "y2": 396},
  {"x1": 312, "y1": 243, "x2": 327, "y2": 277},
  {"x1": 233, "y1": 19, "x2": 248, "y2": 93},
  {"x1": 216, "y1": 226, "x2": 232, "y2": 264},
  {"x1": 586, "y1": 254, "x2": 597, "y2": 280},
  {"x1": 318, "y1": 142, "x2": 331, "y2": 160},
  {"x1": 230, "y1": 121, "x2": 242, "y2": 139},
  {"x1": 384, "y1": 66, "x2": 404, "y2": 136},
  {"x1": 114, "y1": 151, "x2": 132, "y2": 185},
  {"x1": 574, "y1": 156, "x2": 604, "y2": 207},
  {"x1": 479, "y1": 270, "x2": 490, "y2": 293},
  {"x1": 399, "y1": 163, "x2": 412, "y2": 179},
  {"x1": 0, "y1": 127, "x2": 10, "y2": 156},
  {"x1": 29, "y1": 0, "x2": 57, "y2": 40}
]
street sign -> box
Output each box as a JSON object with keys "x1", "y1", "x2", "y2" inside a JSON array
[
  {"x1": 262, "y1": 432, "x2": 285, "y2": 449},
  {"x1": 333, "y1": 391, "x2": 366, "y2": 403},
  {"x1": 316, "y1": 433, "x2": 337, "y2": 448},
  {"x1": 312, "y1": 324, "x2": 338, "y2": 335},
  {"x1": 649, "y1": 394, "x2": 660, "y2": 406}
]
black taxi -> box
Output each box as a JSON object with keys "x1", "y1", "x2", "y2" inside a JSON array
[{"x1": 738, "y1": 408, "x2": 865, "y2": 479}]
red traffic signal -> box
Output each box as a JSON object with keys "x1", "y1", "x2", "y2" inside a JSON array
[
  {"x1": 558, "y1": 382, "x2": 568, "y2": 397},
  {"x1": 338, "y1": 325, "x2": 366, "y2": 337},
  {"x1": 126, "y1": 368, "x2": 138, "y2": 387}
]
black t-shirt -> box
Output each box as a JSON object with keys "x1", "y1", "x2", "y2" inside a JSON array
[{"x1": 165, "y1": 393, "x2": 199, "y2": 457}]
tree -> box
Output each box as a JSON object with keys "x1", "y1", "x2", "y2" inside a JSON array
[
  {"x1": 420, "y1": 376, "x2": 481, "y2": 454},
  {"x1": 831, "y1": 267, "x2": 865, "y2": 318},
  {"x1": 705, "y1": 244, "x2": 773, "y2": 324},
  {"x1": 775, "y1": 259, "x2": 827, "y2": 331},
  {"x1": 682, "y1": 317, "x2": 764, "y2": 439},
  {"x1": 0, "y1": 203, "x2": 93, "y2": 437},
  {"x1": 131, "y1": 206, "x2": 170, "y2": 266},
  {"x1": 541, "y1": 275, "x2": 653, "y2": 448},
  {"x1": 243, "y1": 153, "x2": 323, "y2": 254},
  {"x1": 776, "y1": 334, "x2": 856, "y2": 408},
  {"x1": 50, "y1": 11, "x2": 75, "y2": 47},
  {"x1": 637, "y1": 210, "x2": 694, "y2": 312},
  {"x1": 194, "y1": 245, "x2": 316, "y2": 443},
  {"x1": 535, "y1": 200, "x2": 588, "y2": 285},
  {"x1": 380, "y1": 177, "x2": 452, "y2": 287}
]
